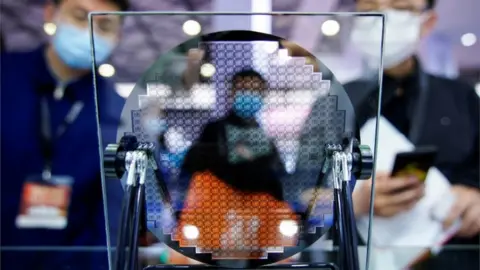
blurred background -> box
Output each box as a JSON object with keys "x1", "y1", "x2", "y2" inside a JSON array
[
  {"x1": 1, "y1": 1, "x2": 479, "y2": 269},
  {"x1": 1, "y1": 0, "x2": 479, "y2": 97}
]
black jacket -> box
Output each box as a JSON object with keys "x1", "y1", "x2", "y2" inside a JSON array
[
  {"x1": 344, "y1": 68, "x2": 479, "y2": 269},
  {"x1": 180, "y1": 112, "x2": 286, "y2": 201},
  {"x1": 345, "y1": 70, "x2": 479, "y2": 189}
]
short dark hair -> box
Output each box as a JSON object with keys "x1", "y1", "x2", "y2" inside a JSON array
[
  {"x1": 426, "y1": 0, "x2": 436, "y2": 9},
  {"x1": 231, "y1": 69, "x2": 268, "y2": 89},
  {"x1": 52, "y1": 0, "x2": 129, "y2": 11},
  {"x1": 354, "y1": 0, "x2": 436, "y2": 10}
]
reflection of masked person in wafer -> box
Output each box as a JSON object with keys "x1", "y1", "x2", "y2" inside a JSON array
[
  {"x1": 181, "y1": 69, "x2": 285, "y2": 199},
  {"x1": 176, "y1": 69, "x2": 299, "y2": 260}
]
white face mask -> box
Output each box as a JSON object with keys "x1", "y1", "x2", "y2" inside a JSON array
[{"x1": 351, "y1": 9, "x2": 425, "y2": 69}]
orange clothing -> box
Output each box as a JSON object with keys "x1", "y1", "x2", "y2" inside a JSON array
[{"x1": 173, "y1": 171, "x2": 299, "y2": 260}]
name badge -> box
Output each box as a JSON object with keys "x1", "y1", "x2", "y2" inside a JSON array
[{"x1": 16, "y1": 175, "x2": 73, "y2": 230}]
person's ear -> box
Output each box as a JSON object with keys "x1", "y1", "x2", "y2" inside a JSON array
[
  {"x1": 44, "y1": 1, "x2": 56, "y2": 23},
  {"x1": 420, "y1": 10, "x2": 437, "y2": 38}
]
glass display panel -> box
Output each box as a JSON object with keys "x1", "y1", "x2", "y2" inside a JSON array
[{"x1": 90, "y1": 11, "x2": 385, "y2": 269}]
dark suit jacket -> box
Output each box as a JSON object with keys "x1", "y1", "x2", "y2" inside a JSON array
[
  {"x1": 180, "y1": 112, "x2": 286, "y2": 201},
  {"x1": 344, "y1": 72, "x2": 479, "y2": 189},
  {"x1": 344, "y1": 69, "x2": 479, "y2": 270}
]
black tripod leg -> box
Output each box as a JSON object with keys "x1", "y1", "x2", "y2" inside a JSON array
[
  {"x1": 342, "y1": 181, "x2": 359, "y2": 270},
  {"x1": 127, "y1": 184, "x2": 144, "y2": 270},
  {"x1": 341, "y1": 196, "x2": 354, "y2": 270},
  {"x1": 124, "y1": 184, "x2": 138, "y2": 270},
  {"x1": 333, "y1": 188, "x2": 346, "y2": 270},
  {"x1": 115, "y1": 185, "x2": 135, "y2": 270}
]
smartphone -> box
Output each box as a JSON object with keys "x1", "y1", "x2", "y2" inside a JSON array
[{"x1": 390, "y1": 146, "x2": 438, "y2": 182}]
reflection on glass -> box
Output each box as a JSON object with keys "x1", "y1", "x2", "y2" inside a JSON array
[
  {"x1": 176, "y1": 69, "x2": 297, "y2": 259},
  {"x1": 117, "y1": 30, "x2": 358, "y2": 268}
]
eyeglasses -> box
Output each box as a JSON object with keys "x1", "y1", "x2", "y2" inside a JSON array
[
  {"x1": 356, "y1": 0, "x2": 427, "y2": 13},
  {"x1": 64, "y1": 6, "x2": 121, "y2": 35}
]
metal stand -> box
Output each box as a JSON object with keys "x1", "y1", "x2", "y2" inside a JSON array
[
  {"x1": 105, "y1": 136, "x2": 175, "y2": 270},
  {"x1": 305, "y1": 140, "x2": 372, "y2": 270},
  {"x1": 104, "y1": 136, "x2": 372, "y2": 270},
  {"x1": 114, "y1": 150, "x2": 147, "y2": 270},
  {"x1": 332, "y1": 150, "x2": 359, "y2": 270}
]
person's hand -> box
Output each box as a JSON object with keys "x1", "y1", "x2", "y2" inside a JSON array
[
  {"x1": 183, "y1": 48, "x2": 205, "y2": 90},
  {"x1": 352, "y1": 172, "x2": 425, "y2": 217},
  {"x1": 279, "y1": 40, "x2": 319, "y2": 71},
  {"x1": 443, "y1": 185, "x2": 480, "y2": 238}
]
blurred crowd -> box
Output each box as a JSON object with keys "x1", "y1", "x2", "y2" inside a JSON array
[{"x1": 1, "y1": 0, "x2": 478, "y2": 270}]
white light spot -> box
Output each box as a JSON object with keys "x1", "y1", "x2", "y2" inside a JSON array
[
  {"x1": 182, "y1": 20, "x2": 202, "y2": 36},
  {"x1": 200, "y1": 63, "x2": 216, "y2": 77},
  {"x1": 44, "y1": 22, "x2": 57, "y2": 36},
  {"x1": 98, "y1": 64, "x2": 115, "y2": 77},
  {"x1": 321, "y1": 19, "x2": 340, "y2": 37},
  {"x1": 461, "y1": 33, "x2": 477, "y2": 47},
  {"x1": 475, "y1": 83, "x2": 480, "y2": 97},
  {"x1": 115, "y1": 83, "x2": 134, "y2": 99},
  {"x1": 279, "y1": 220, "x2": 299, "y2": 237},
  {"x1": 182, "y1": 225, "x2": 200, "y2": 240}
]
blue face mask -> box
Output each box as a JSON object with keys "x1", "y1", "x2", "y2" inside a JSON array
[
  {"x1": 52, "y1": 23, "x2": 115, "y2": 70},
  {"x1": 233, "y1": 91, "x2": 264, "y2": 119}
]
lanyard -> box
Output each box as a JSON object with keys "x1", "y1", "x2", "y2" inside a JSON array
[{"x1": 40, "y1": 96, "x2": 84, "y2": 180}]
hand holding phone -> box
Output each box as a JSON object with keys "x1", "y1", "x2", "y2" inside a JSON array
[
  {"x1": 390, "y1": 147, "x2": 438, "y2": 182},
  {"x1": 354, "y1": 147, "x2": 436, "y2": 217},
  {"x1": 353, "y1": 172, "x2": 425, "y2": 217}
]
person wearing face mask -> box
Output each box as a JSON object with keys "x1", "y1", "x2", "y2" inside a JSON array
[
  {"x1": 176, "y1": 70, "x2": 298, "y2": 261},
  {"x1": 180, "y1": 69, "x2": 286, "y2": 199},
  {"x1": 0, "y1": 0, "x2": 128, "y2": 269},
  {"x1": 344, "y1": 0, "x2": 479, "y2": 269}
]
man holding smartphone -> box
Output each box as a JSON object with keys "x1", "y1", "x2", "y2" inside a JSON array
[
  {"x1": 280, "y1": 0, "x2": 479, "y2": 267},
  {"x1": 344, "y1": 0, "x2": 479, "y2": 269}
]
